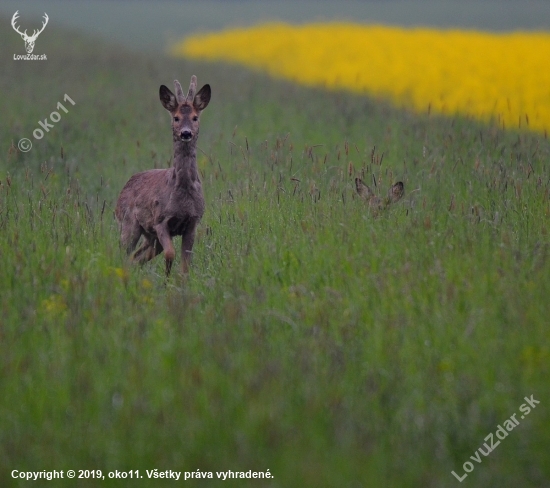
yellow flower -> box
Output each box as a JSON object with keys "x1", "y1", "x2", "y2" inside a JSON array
[
  {"x1": 41, "y1": 294, "x2": 67, "y2": 318},
  {"x1": 141, "y1": 278, "x2": 153, "y2": 290},
  {"x1": 173, "y1": 23, "x2": 550, "y2": 134},
  {"x1": 108, "y1": 266, "x2": 129, "y2": 285}
]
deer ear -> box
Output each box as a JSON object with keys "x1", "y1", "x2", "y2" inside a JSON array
[
  {"x1": 388, "y1": 182, "x2": 404, "y2": 203},
  {"x1": 355, "y1": 178, "x2": 373, "y2": 200},
  {"x1": 193, "y1": 84, "x2": 211, "y2": 112},
  {"x1": 159, "y1": 85, "x2": 178, "y2": 112}
]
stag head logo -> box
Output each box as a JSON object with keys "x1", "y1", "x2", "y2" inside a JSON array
[{"x1": 11, "y1": 11, "x2": 49, "y2": 54}]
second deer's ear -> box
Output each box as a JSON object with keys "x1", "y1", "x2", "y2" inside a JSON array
[
  {"x1": 355, "y1": 178, "x2": 373, "y2": 200},
  {"x1": 159, "y1": 85, "x2": 178, "y2": 112},
  {"x1": 193, "y1": 84, "x2": 211, "y2": 112},
  {"x1": 388, "y1": 182, "x2": 404, "y2": 203}
]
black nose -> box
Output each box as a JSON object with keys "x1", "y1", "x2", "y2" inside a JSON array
[{"x1": 181, "y1": 130, "x2": 193, "y2": 141}]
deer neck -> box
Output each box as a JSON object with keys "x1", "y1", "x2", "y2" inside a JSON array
[{"x1": 172, "y1": 140, "x2": 199, "y2": 187}]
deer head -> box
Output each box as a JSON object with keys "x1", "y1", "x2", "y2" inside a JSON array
[
  {"x1": 159, "y1": 76, "x2": 211, "y2": 144},
  {"x1": 11, "y1": 11, "x2": 49, "y2": 54},
  {"x1": 355, "y1": 178, "x2": 404, "y2": 210}
]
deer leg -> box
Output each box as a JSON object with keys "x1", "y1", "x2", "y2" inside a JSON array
[
  {"x1": 145, "y1": 238, "x2": 163, "y2": 261},
  {"x1": 120, "y1": 218, "x2": 142, "y2": 255},
  {"x1": 181, "y1": 218, "x2": 199, "y2": 274},
  {"x1": 154, "y1": 223, "x2": 175, "y2": 276},
  {"x1": 132, "y1": 233, "x2": 164, "y2": 263},
  {"x1": 132, "y1": 236, "x2": 161, "y2": 264}
]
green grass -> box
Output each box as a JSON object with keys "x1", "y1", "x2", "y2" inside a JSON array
[{"x1": 1, "y1": 19, "x2": 550, "y2": 488}]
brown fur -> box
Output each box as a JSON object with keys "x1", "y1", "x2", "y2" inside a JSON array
[
  {"x1": 355, "y1": 178, "x2": 404, "y2": 210},
  {"x1": 115, "y1": 75, "x2": 211, "y2": 275}
]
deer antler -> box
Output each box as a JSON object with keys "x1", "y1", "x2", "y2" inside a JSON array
[
  {"x1": 11, "y1": 11, "x2": 48, "y2": 40},
  {"x1": 174, "y1": 80, "x2": 185, "y2": 104},
  {"x1": 186, "y1": 76, "x2": 197, "y2": 102},
  {"x1": 29, "y1": 13, "x2": 48, "y2": 40},
  {"x1": 11, "y1": 11, "x2": 28, "y2": 38}
]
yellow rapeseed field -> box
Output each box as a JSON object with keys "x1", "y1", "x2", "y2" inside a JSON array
[{"x1": 172, "y1": 23, "x2": 550, "y2": 133}]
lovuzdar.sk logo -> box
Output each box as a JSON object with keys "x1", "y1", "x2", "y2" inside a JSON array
[{"x1": 11, "y1": 10, "x2": 48, "y2": 60}]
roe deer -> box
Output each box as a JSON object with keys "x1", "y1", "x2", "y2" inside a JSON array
[
  {"x1": 115, "y1": 75, "x2": 211, "y2": 276},
  {"x1": 355, "y1": 178, "x2": 404, "y2": 211}
]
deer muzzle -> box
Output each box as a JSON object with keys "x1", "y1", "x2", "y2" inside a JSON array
[{"x1": 180, "y1": 129, "x2": 193, "y2": 141}]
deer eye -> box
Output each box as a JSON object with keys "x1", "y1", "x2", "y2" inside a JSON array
[
  {"x1": 174, "y1": 116, "x2": 180, "y2": 122},
  {"x1": 192, "y1": 116, "x2": 199, "y2": 122}
]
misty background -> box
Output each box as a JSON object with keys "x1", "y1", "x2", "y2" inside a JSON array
[{"x1": 2, "y1": 0, "x2": 550, "y2": 53}]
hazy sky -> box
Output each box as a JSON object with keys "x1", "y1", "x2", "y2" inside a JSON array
[{"x1": 2, "y1": 0, "x2": 549, "y2": 52}]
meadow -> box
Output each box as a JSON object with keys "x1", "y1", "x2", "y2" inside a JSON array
[{"x1": 1, "y1": 12, "x2": 550, "y2": 488}]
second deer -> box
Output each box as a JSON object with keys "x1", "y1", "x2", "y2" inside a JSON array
[
  {"x1": 115, "y1": 75, "x2": 211, "y2": 275},
  {"x1": 355, "y1": 178, "x2": 404, "y2": 211}
]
